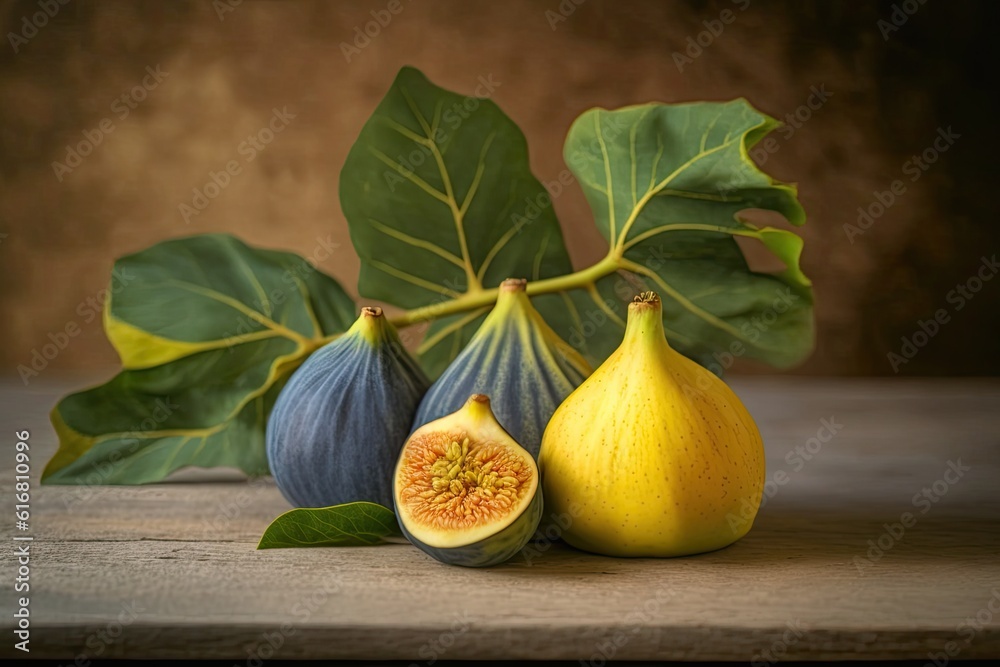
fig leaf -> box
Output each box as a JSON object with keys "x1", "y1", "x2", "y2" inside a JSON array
[
  {"x1": 339, "y1": 66, "x2": 576, "y2": 377},
  {"x1": 562, "y1": 101, "x2": 814, "y2": 369},
  {"x1": 43, "y1": 234, "x2": 356, "y2": 485}
]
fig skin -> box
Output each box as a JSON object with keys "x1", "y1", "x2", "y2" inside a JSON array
[
  {"x1": 538, "y1": 292, "x2": 765, "y2": 557},
  {"x1": 412, "y1": 278, "x2": 591, "y2": 458},
  {"x1": 394, "y1": 394, "x2": 542, "y2": 567},
  {"x1": 266, "y1": 307, "x2": 429, "y2": 509}
]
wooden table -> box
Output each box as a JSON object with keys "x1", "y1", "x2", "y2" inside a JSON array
[{"x1": 2, "y1": 378, "x2": 999, "y2": 662}]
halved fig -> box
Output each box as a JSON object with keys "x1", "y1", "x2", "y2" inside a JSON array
[{"x1": 394, "y1": 394, "x2": 542, "y2": 567}]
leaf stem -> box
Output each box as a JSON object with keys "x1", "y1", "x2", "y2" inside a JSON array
[{"x1": 388, "y1": 254, "x2": 621, "y2": 327}]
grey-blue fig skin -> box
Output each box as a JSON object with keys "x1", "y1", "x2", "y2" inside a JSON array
[
  {"x1": 266, "y1": 311, "x2": 429, "y2": 509},
  {"x1": 397, "y1": 484, "x2": 543, "y2": 567},
  {"x1": 411, "y1": 287, "x2": 589, "y2": 458}
]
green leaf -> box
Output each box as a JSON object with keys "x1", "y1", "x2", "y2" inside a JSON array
[
  {"x1": 564, "y1": 100, "x2": 814, "y2": 368},
  {"x1": 339, "y1": 66, "x2": 575, "y2": 375},
  {"x1": 257, "y1": 502, "x2": 403, "y2": 549},
  {"x1": 43, "y1": 234, "x2": 356, "y2": 485}
]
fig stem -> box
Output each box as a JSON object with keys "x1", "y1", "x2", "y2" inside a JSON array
[{"x1": 387, "y1": 254, "x2": 621, "y2": 327}]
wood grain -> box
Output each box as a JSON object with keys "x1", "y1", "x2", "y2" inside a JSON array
[{"x1": 2, "y1": 378, "x2": 999, "y2": 661}]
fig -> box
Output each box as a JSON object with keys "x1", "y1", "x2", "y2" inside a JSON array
[
  {"x1": 266, "y1": 306, "x2": 429, "y2": 508},
  {"x1": 394, "y1": 394, "x2": 542, "y2": 567},
  {"x1": 538, "y1": 292, "x2": 765, "y2": 557},
  {"x1": 412, "y1": 278, "x2": 591, "y2": 458}
]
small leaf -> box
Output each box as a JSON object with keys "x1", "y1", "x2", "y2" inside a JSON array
[
  {"x1": 340, "y1": 66, "x2": 576, "y2": 375},
  {"x1": 43, "y1": 234, "x2": 356, "y2": 485},
  {"x1": 564, "y1": 100, "x2": 814, "y2": 369},
  {"x1": 257, "y1": 502, "x2": 403, "y2": 549}
]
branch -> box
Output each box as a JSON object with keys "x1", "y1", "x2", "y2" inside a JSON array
[{"x1": 387, "y1": 254, "x2": 621, "y2": 328}]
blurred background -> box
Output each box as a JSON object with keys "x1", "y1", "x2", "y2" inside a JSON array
[{"x1": 1, "y1": 0, "x2": 997, "y2": 377}]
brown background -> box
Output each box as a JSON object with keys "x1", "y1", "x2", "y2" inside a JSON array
[{"x1": 1, "y1": 0, "x2": 996, "y2": 379}]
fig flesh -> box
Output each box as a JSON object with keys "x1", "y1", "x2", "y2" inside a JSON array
[
  {"x1": 538, "y1": 292, "x2": 765, "y2": 557},
  {"x1": 394, "y1": 394, "x2": 542, "y2": 567},
  {"x1": 266, "y1": 307, "x2": 429, "y2": 508},
  {"x1": 412, "y1": 278, "x2": 591, "y2": 458}
]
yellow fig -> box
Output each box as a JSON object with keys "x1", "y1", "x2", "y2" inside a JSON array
[{"x1": 538, "y1": 291, "x2": 765, "y2": 557}]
